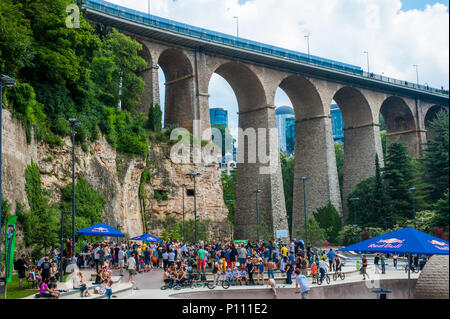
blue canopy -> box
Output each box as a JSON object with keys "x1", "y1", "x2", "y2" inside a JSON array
[
  {"x1": 338, "y1": 227, "x2": 449, "y2": 255},
  {"x1": 129, "y1": 234, "x2": 162, "y2": 242},
  {"x1": 76, "y1": 223, "x2": 125, "y2": 237}
]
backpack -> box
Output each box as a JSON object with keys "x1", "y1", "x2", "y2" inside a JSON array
[
  {"x1": 14, "y1": 259, "x2": 20, "y2": 271},
  {"x1": 200, "y1": 272, "x2": 207, "y2": 281}
]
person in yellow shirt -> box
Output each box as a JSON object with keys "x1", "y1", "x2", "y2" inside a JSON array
[{"x1": 281, "y1": 245, "x2": 288, "y2": 258}]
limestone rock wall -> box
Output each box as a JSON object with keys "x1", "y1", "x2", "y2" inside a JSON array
[{"x1": 1, "y1": 108, "x2": 228, "y2": 239}]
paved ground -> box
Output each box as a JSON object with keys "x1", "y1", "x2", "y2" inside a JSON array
[{"x1": 111, "y1": 264, "x2": 420, "y2": 299}]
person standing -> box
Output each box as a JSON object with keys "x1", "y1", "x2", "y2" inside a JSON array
[
  {"x1": 16, "y1": 254, "x2": 28, "y2": 289},
  {"x1": 246, "y1": 259, "x2": 255, "y2": 285},
  {"x1": 118, "y1": 247, "x2": 126, "y2": 276},
  {"x1": 40, "y1": 256, "x2": 52, "y2": 282},
  {"x1": 197, "y1": 246, "x2": 207, "y2": 273},
  {"x1": 361, "y1": 255, "x2": 369, "y2": 280},
  {"x1": 295, "y1": 269, "x2": 310, "y2": 299},
  {"x1": 266, "y1": 259, "x2": 276, "y2": 279},
  {"x1": 374, "y1": 254, "x2": 380, "y2": 274},
  {"x1": 127, "y1": 253, "x2": 137, "y2": 289},
  {"x1": 326, "y1": 249, "x2": 335, "y2": 271},
  {"x1": 381, "y1": 254, "x2": 386, "y2": 274},
  {"x1": 392, "y1": 253, "x2": 398, "y2": 269},
  {"x1": 285, "y1": 259, "x2": 293, "y2": 285}
]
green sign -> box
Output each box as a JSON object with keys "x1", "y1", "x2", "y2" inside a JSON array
[
  {"x1": 5, "y1": 216, "x2": 18, "y2": 283},
  {"x1": 234, "y1": 239, "x2": 248, "y2": 246}
]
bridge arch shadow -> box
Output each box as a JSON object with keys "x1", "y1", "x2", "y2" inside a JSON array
[
  {"x1": 379, "y1": 96, "x2": 417, "y2": 157},
  {"x1": 158, "y1": 48, "x2": 195, "y2": 129},
  {"x1": 424, "y1": 105, "x2": 448, "y2": 140}
]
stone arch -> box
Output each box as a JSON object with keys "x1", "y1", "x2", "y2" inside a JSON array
[
  {"x1": 210, "y1": 62, "x2": 267, "y2": 113},
  {"x1": 425, "y1": 105, "x2": 448, "y2": 139},
  {"x1": 275, "y1": 75, "x2": 342, "y2": 236},
  {"x1": 331, "y1": 87, "x2": 382, "y2": 222},
  {"x1": 158, "y1": 48, "x2": 195, "y2": 129},
  {"x1": 380, "y1": 96, "x2": 419, "y2": 157},
  {"x1": 206, "y1": 61, "x2": 287, "y2": 240},
  {"x1": 136, "y1": 41, "x2": 159, "y2": 115},
  {"x1": 332, "y1": 86, "x2": 375, "y2": 128},
  {"x1": 276, "y1": 75, "x2": 325, "y2": 119}
]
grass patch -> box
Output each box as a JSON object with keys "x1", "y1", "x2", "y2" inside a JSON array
[{"x1": 1, "y1": 274, "x2": 38, "y2": 299}]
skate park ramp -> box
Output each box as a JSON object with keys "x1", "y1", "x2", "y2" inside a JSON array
[{"x1": 170, "y1": 279, "x2": 417, "y2": 299}]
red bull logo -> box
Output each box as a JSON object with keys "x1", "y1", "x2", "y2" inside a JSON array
[
  {"x1": 429, "y1": 240, "x2": 449, "y2": 251},
  {"x1": 93, "y1": 227, "x2": 108, "y2": 233},
  {"x1": 430, "y1": 240, "x2": 446, "y2": 246},
  {"x1": 377, "y1": 238, "x2": 404, "y2": 244}
]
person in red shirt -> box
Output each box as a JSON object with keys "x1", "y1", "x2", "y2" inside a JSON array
[{"x1": 310, "y1": 262, "x2": 318, "y2": 284}]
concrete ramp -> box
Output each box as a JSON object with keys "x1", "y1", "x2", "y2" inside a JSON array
[{"x1": 170, "y1": 279, "x2": 417, "y2": 299}]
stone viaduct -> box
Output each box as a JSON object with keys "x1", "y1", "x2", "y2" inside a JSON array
[{"x1": 83, "y1": 0, "x2": 449, "y2": 240}]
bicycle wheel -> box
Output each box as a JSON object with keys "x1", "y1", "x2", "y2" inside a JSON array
[
  {"x1": 160, "y1": 285, "x2": 169, "y2": 290},
  {"x1": 340, "y1": 273, "x2": 345, "y2": 280},
  {"x1": 207, "y1": 282, "x2": 216, "y2": 289},
  {"x1": 173, "y1": 284, "x2": 182, "y2": 290},
  {"x1": 332, "y1": 273, "x2": 337, "y2": 281},
  {"x1": 317, "y1": 277, "x2": 323, "y2": 286},
  {"x1": 325, "y1": 275, "x2": 330, "y2": 284},
  {"x1": 222, "y1": 280, "x2": 230, "y2": 289}
]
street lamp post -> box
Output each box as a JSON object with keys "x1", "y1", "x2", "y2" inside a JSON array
[
  {"x1": 413, "y1": 65, "x2": 419, "y2": 86},
  {"x1": 186, "y1": 173, "x2": 201, "y2": 242},
  {"x1": 409, "y1": 187, "x2": 417, "y2": 229},
  {"x1": 251, "y1": 189, "x2": 262, "y2": 241},
  {"x1": 233, "y1": 16, "x2": 239, "y2": 38},
  {"x1": 60, "y1": 211, "x2": 72, "y2": 280},
  {"x1": 0, "y1": 74, "x2": 16, "y2": 277},
  {"x1": 179, "y1": 183, "x2": 189, "y2": 242},
  {"x1": 296, "y1": 177, "x2": 311, "y2": 246},
  {"x1": 69, "y1": 118, "x2": 81, "y2": 259},
  {"x1": 363, "y1": 51, "x2": 370, "y2": 74},
  {"x1": 304, "y1": 34, "x2": 310, "y2": 61},
  {"x1": 349, "y1": 197, "x2": 360, "y2": 226}
]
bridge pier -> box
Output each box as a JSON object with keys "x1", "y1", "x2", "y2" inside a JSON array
[
  {"x1": 343, "y1": 123, "x2": 384, "y2": 221},
  {"x1": 386, "y1": 129, "x2": 425, "y2": 158},
  {"x1": 138, "y1": 64, "x2": 160, "y2": 115},
  {"x1": 292, "y1": 114, "x2": 342, "y2": 239},
  {"x1": 235, "y1": 106, "x2": 288, "y2": 241}
]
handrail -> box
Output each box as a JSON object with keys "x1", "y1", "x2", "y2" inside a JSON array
[{"x1": 82, "y1": 0, "x2": 449, "y2": 97}]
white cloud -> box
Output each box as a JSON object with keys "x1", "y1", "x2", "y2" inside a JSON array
[{"x1": 110, "y1": 0, "x2": 449, "y2": 138}]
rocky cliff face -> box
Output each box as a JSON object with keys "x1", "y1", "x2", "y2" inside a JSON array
[{"x1": 1, "y1": 108, "x2": 228, "y2": 238}]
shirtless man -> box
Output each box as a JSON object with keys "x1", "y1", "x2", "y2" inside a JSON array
[{"x1": 267, "y1": 278, "x2": 278, "y2": 298}]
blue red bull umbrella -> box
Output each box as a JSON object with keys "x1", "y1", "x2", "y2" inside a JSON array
[
  {"x1": 337, "y1": 227, "x2": 448, "y2": 255},
  {"x1": 76, "y1": 223, "x2": 125, "y2": 237},
  {"x1": 129, "y1": 234, "x2": 162, "y2": 242},
  {"x1": 338, "y1": 227, "x2": 448, "y2": 299}
]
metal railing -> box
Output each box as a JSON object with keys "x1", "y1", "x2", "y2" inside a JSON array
[{"x1": 83, "y1": 0, "x2": 449, "y2": 97}]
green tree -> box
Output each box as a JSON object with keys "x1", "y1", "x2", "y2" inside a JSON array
[
  {"x1": 372, "y1": 155, "x2": 392, "y2": 228},
  {"x1": 296, "y1": 216, "x2": 326, "y2": 246},
  {"x1": 338, "y1": 224, "x2": 362, "y2": 245},
  {"x1": 383, "y1": 142, "x2": 414, "y2": 223},
  {"x1": 147, "y1": 104, "x2": 162, "y2": 132},
  {"x1": 0, "y1": 0, "x2": 34, "y2": 77},
  {"x1": 60, "y1": 176, "x2": 106, "y2": 241},
  {"x1": 221, "y1": 170, "x2": 236, "y2": 224},
  {"x1": 432, "y1": 190, "x2": 449, "y2": 228},
  {"x1": 94, "y1": 28, "x2": 146, "y2": 110},
  {"x1": 347, "y1": 176, "x2": 376, "y2": 227},
  {"x1": 423, "y1": 110, "x2": 449, "y2": 202},
  {"x1": 313, "y1": 201, "x2": 342, "y2": 243},
  {"x1": 22, "y1": 161, "x2": 59, "y2": 255}
]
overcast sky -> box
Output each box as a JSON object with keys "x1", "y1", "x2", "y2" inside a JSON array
[{"x1": 107, "y1": 0, "x2": 449, "y2": 138}]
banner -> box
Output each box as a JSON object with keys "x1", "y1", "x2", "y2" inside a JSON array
[
  {"x1": 5, "y1": 216, "x2": 18, "y2": 283},
  {"x1": 234, "y1": 240, "x2": 248, "y2": 246}
]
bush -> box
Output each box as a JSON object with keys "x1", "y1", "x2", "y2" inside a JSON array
[
  {"x1": 338, "y1": 225, "x2": 363, "y2": 246},
  {"x1": 296, "y1": 216, "x2": 326, "y2": 247},
  {"x1": 313, "y1": 201, "x2": 342, "y2": 243}
]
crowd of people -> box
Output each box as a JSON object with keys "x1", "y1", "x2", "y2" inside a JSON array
[{"x1": 14, "y1": 236, "x2": 429, "y2": 300}]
